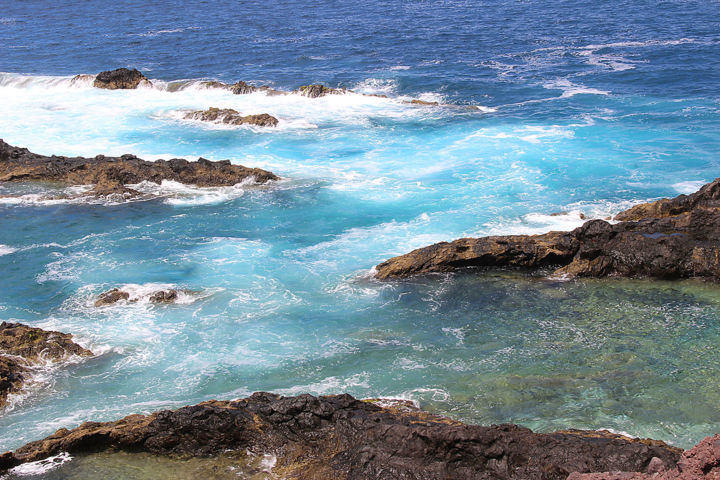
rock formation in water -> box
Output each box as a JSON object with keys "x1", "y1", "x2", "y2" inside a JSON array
[
  {"x1": 568, "y1": 434, "x2": 720, "y2": 479},
  {"x1": 184, "y1": 108, "x2": 279, "y2": 127},
  {"x1": 0, "y1": 140, "x2": 278, "y2": 198},
  {"x1": 94, "y1": 288, "x2": 187, "y2": 306},
  {"x1": 375, "y1": 178, "x2": 720, "y2": 280},
  {"x1": 0, "y1": 322, "x2": 92, "y2": 408},
  {"x1": 93, "y1": 68, "x2": 151, "y2": 89},
  {"x1": 0, "y1": 392, "x2": 681, "y2": 479},
  {"x1": 296, "y1": 84, "x2": 347, "y2": 98}
]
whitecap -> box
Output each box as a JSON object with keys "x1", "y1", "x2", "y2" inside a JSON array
[
  {"x1": 6, "y1": 452, "x2": 72, "y2": 476},
  {"x1": 0, "y1": 245, "x2": 17, "y2": 256},
  {"x1": 672, "y1": 180, "x2": 706, "y2": 194}
]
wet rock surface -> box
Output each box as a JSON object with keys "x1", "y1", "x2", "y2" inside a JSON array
[
  {"x1": 568, "y1": 434, "x2": 720, "y2": 479},
  {"x1": 94, "y1": 288, "x2": 186, "y2": 306},
  {"x1": 0, "y1": 392, "x2": 681, "y2": 479},
  {"x1": 0, "y1": 322, "x2": 92, "y2": 408},
  {"x1": 184, "y1": 108, "x2": 279, "y2": 127},
  {"x1": 376, "y1": 178, "x2": 720, "y2": 280},
  {"x1": 296, "y1": 84, "x2": 347, "y2": 98},
  {"x1": 93, "y1": 68, "x2": 151, "y2": 89},
  {"x1": 0, "y1": 140, "x2": 278, "y2": 199}
]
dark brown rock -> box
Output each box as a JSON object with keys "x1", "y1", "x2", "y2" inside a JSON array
[
  {"x1": 0, "y1": 322, "x2": 92, "y2": 408},
  {"x1": 0, "y1": 393, "x2": 681, "y2": 479},
  {"x1": 0, "y1": 140, "x2": 278, "y2": 199},
  {"x1": 93, "y1": 68, "x2": 151, "y2": 90},
  {"x1": 148, "y1": 290, "x2": 178, "y2": 303},
  {"x1": 94, "y1": 288, "x2": 130, "y2": 307},
  {"x1": 376, "y1": 178, "x2": 720, "y2": 281},
  {"x1": 184, "y1": 108, "x2": 278, "y2": 127},
  {"x1": 296, "y1": 84, "x2": 346, "y2": 98},
  {"x1": 568, "y1": 434, "x2": 720, "y2": 479},
  {"x1": 614, "y1": 178, "x2": 720, "y2": 221},
  {"x1": 230, "y1": 81, "x2": 256, "y2": 94}
]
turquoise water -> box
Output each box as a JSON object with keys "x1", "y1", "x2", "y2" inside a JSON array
[{"x1": 1, "y1": 0, "x2": 720, "y2": 460}]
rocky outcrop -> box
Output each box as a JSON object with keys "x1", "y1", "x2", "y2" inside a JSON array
[
  {"x1": 568, "y1": 434, "x2": 720, "y2": 479},
  {"x1": 0, "y1": 322, "x2": 92, "y2": 408},
  {"x1": 614, "y1": 178, "x2": 720, "y2": 222},
  {"x1": 376, "y1": 178, "x2": 720, "y2": 280},
  {"x1": 0, "y1": 392, "x2": 681, "y2": 478},
  {"x1": 230, "y1": 81, "x2": 256, "y2": 95},
  {"x1": 183, "y1": 108, "x2": 278, "y2": 127},
  {"x1": 404, "y1": 99, "x2": 440, "y2": 106},
  {"x1": 94, "y1": 288, "x2": 186, "y2": 306},
  {"x1": 0, "y1": 140, "x2": 278, "y2": 199},
  {"x1": 93, "y1": 68, "x2": 151, "y2": 90},
  {"x1": 296, "y1": 84, "x2": 347, "y2": 98}
]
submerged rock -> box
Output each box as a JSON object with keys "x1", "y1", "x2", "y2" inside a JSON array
[
  {"x1": 568, "y1": 434, "x2": 720, "y2": 479},
  {"x1": 0, "y1": 392, "x2": 681, "y2": 479},
  {"x1": 184, "y1": 108, "x2": 279, "y2": 127},
  {"x1": 148, "y1": 290, "x2": 178, "y2": 303},
  {"x1": 376, "y1": 178, "x2": 720, "y2": 280},
  {"x1": 93, "y1": 68, "x2": 151, "y2": 90},
  {"x1": 0, "y1": 322, "x2": 92, "y2": 408},
  {"x1": 0, "y1": 140, "x2": 278, "y2": 199},
  {"x1": 404, "y1": 99, "x2": 440, "y2": 106}
]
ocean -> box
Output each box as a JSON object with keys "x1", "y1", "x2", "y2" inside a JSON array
[{"x1": 0, "y1": 0, "x2": 719, "y2": 461}]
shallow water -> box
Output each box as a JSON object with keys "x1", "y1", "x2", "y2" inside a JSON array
[{"x1": 0, "y1": 0, "x2": 719, "y2": 467}]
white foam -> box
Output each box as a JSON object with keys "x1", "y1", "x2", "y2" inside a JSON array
[
  {"x1": 0, "y1": 245, "x2": 17, "y2": 256},
  {"x1": 274, "y1": 372, "x2": 371, "y2": 396},
  {"x1": 6, "y1": 452, "x2": 72, "y2": 476},
  {"x1": 389, "y1": 65, "x2": 411, "y2": 71},
  {"x1": 128, "y1": 179, "x2": 255, "y2": 206},
  {"x1": 543, "y1": 79, "x2": 610, "y2": 98},
  {"x1": 672, "y1": 180, "x2": 706, "y2": 194},
  {"x1": 91, "y1": 283, "x2": 199, "y2": 306}
]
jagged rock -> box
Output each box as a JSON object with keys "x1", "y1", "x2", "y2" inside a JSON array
[
  {"x1": 0, "y1": 322, "x2": 92, "y2": 408},
  {"x1": 198, "y1": 80, "x2": 231, "y2": 90},
  {"x1": 148, "y1": 290, "x2": 178, "y2": 303},
  {"x1": 93, "y1": 68, "x2": 151, "y2": 90},
  {"x1": 94, "y1": 288, "x2": 185, "y2": 306},
  {"x1": 0, "y1": 140, "x2": 278, "y2": 199},
  {"x1": 376, "y1": 178, "x2": 720, "y2": 281},
  {"x1": 184, "y1": 108, "x2": 278, "y2": 127},
  {"x1": 94, "y1": 288, "x2": 130, "y2": 307},
  {"x1": 69, "y1": 74, "x2": 94, "y2": 86},
  {"x1": 230, "y1": 81, "x2": 256, "y2": 94},
  {"x1": 0, "y1": 392, "x2": 681, "y2": 479},
  {"x1": 297, "y1": 84, "x2": 346, "y2": 98},
  {"x1": 614, "y1": 178, "x2": 720, "y2": 221},
  {"x1": 568, "y1": 434, "x2": 720, "y2": 479}
]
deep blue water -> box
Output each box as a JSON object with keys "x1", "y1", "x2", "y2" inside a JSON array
[{"x1": 1, "y1": 0, "x2": 720, "y2": 466}]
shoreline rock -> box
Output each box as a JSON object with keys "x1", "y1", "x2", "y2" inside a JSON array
[
  {"x1": 93, "y1": 68, "x2": 151, "y2": 90},
  {"x1": 375, "y1": 178, "x2": 720, "y2": 280},
  {"x1": 0, "y1": 322, "x2": 92, "y2": 408},
  {"x1": 0, "y1": 140, "x2": 278, "y2": 199},
  {"x1": 0, "y1": 392, "x2": 682, "y2": 479},
  {"x1": 183, "y1": 107, "x2": 279, "y2": 127}
]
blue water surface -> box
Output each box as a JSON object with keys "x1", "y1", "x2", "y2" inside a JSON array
[{"x1": 0, "y1": 0, "x2": 719, "y2": 454}]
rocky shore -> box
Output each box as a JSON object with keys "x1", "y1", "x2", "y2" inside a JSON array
[
  {"x1": 0, "y1": 140, "x2": 278, "y2": 198},
  {"x1": 0, "y1": 322, "x2": 92, "y2": 408},
  {"x1": 0, "y1": 392, "x2": 685, "y2": 479},
  {"x1": 375, "y1": 177, "x2": 720, "y2": 280}
]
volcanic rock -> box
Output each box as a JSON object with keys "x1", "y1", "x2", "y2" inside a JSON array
[
  {"x1": 0, "y1": 392, "x2": 681, "y2": 479},
  {"x1": 230, "y1": 81, "x2": 256, "y2": 94},
  {"x1": 184, "y1": 108, "x2": 278, "y2": 127},
  {"x1": 296, "y1": 84, "x2": 346, "y2": 98},
  {"x1": 567, "y1": 434, "x2": 720, "y2": 479},
  {"x1": 0, "y1": 322, "x2": 92, "y2": 408},
  {"x1": 94, "y1": 288, "x2": 130, "y2": 307},
  {"x1": 148, "y1": 290, "x2": 178, "y2": 303},
  {"x1": 93, "y1": 68, "x2": 151, "y2": 90},
  {"x1": 404, "y1": 99, "x2": 440, "y2": 106},
  {"x1": 0, "y1": 140, "x2": 278, "y2": 199},
  {"x1": 376, "y1": 178, "x2": 720, "y2": 280}
]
